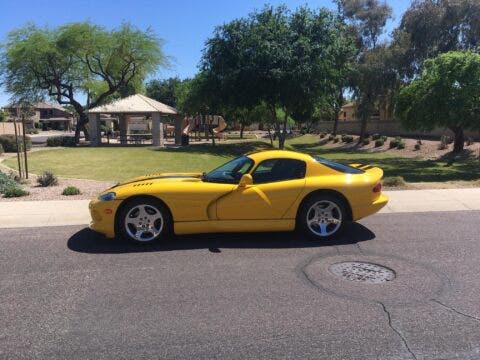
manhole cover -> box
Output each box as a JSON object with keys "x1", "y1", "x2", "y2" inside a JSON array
[{"x1": 329, "y1": 261, "x2": 395, "y2": 284}]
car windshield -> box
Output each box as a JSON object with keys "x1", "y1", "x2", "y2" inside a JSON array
[
  {"x1": 313, "y1": 156, "x2": 364, "y2": 174},
  {"x1": 203, "y1": 156, "x2": 254, "y2": 184}
]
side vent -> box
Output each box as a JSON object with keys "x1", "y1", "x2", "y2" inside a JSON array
[{"x1": 132, "y1": 182, "x2": 154, "y2": 187}]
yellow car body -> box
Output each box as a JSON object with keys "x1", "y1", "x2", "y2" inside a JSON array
[{"x1": 89, "y1": 150, "x2": 388, "y2": 239}]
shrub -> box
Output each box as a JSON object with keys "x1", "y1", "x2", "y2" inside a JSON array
[
  {"x1": 389, "y1": 139, "x2": 400, "y2": 149},
  {"x1": 439, "y1": 135, "x2": 448, "y2": 150},
  {"x1": 333, "y1": 136, "x2": 340, "y2": 143},
  {"x1": 46, "y1": 136, "x2": 76, "y2": 147},
  {"x1": 319, "y1": 132, "x2": 327, "y2": 139},
  {"x1": 328, "y1": 135, "x2": 335, "y2": 141},
  {"x1": 0, "y1": 171, "x2": 18, "y2": 194},
  {"x1": 397, "y1": 141, "x2": 406, "y2": 149},
  {"x1": 381, "y1": 135, "x2": 388, "y2": 142},
  {"x1": 341, "y1": 134, "x2": 354, "y2": 143},
  {"x1": 374, "y1": 139, "x2": 384, "y2": 147},
  {"x1": 383, "y1": 176, "x2": 406, "y2": 187},
  {"x1": 362, "y1": 137, "x2": 371, "y2": 145},
  {"x1": 3, "y1": 185, "x2": 29, "y2": 198},
  {"x1": 416, "y1": 139, "x2": 422, "y2": 145},
  {"x1": 0, "y1": 143, "x2": 3, "y2": 155},
  {"x1": 62, "y1": 186, "x2": 81, "y2": 196},
  {"x1": 37, "y1": 171, "x2": 58, "y2": 187},
  {"x1": 372, "y1": 133, "x2": 381, "y2": 140},
  {"x1": 0, "y1": 134, "x2": 32, "y2": 152},
  {"x1": 466, "y1": 137, "x2": 474, "y2": 146},
  {"x1": 25, "y1": 128, "x2": 39, "y2": 135},
  {"x1": 414, "y1": 143, "x2": 421, "y2": 150},
  {"x1": 34, "y1": 122, "x2": 42, "y2": 129}
]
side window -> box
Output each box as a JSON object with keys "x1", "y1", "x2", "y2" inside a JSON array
[{"x1": 252, "y1": 158, "x2": 306, "y2": 184}]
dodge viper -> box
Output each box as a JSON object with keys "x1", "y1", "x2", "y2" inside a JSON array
[{"x1": 89, "y1": 150, "x2": 388, "y2": 243}]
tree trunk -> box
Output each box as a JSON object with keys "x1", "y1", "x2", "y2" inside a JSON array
[
  {"x1": 450, "y1": 126, "x2": 465, "y2": 153},
  {"x1": 75, "y1": 111, "x2": 90, "y2": 143},
  {"x1": 267, "y1": 128, "x2": 273, "y2": 146},
  {"x1": 240, "y1": 123, "x2": 245, "y2": 139},
  {"x1": 332, "y1": 113, "x2": 339, "y2": 136},
  {"x1": 278, "y1": 112, "x2": 288, "y2": 150},
  {"x1": 358, "y1": 113, "x2": 368, "y2": 144}
]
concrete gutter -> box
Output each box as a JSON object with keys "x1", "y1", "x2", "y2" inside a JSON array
[{"x1": 0, "y1": 188, "x2": 479, "y2": 229}]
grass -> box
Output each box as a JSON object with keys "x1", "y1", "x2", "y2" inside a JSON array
[{"x1": 3, "y1": 135, "x2": 480, "y2": 183}]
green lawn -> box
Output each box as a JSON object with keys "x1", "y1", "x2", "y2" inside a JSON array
[{"x1": 3, "y1": 135, "x2": 480, "y2": 183}]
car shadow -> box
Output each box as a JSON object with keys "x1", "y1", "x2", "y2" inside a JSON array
[{"x1": 67, "y1": 222, "x2": 375, "y2": 254}]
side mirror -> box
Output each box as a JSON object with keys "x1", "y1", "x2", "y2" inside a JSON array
[{"x1": 238, "y1": 174, "x2": 253, "y2": 187}]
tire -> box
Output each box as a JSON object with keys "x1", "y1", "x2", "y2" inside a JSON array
[
  {"x1": 297, "y1": 194, "x2": 347, "y2": 239},
  {"x1": 117, "y1": 197, "x2": 171, "y2": 244}
]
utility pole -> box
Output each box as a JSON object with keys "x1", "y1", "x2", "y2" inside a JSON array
[{"x1": 21, "y1": 113, "x2": 29, "y2": 179}]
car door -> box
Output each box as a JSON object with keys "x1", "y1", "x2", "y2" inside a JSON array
[{"x1": 216, "y1": 158, "x2": 306, "y2": 220}]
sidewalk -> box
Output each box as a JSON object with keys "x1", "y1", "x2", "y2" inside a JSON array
[{"x1": 0, "y1": 189, "x2": 479, "y2": 229}]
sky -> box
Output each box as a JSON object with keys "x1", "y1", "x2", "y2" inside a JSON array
[{"x1": 0, "y1": 0, "x2": 411, "y2": 106}]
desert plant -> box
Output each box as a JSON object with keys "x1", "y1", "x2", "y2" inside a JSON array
[
  {"x1": 438, "y1": 135, "x2": 448, "y2": 150},
  {"x1": 333, "y1": 136, "x2": 340, "y2": 143},
  {"x1": 37, "y1": 171, "x2": 58, "y2": 187},
  {"x1": 381, "y1": 135, "x2": 388, "y2": 142},
  {"x1": 25, "y1": 128, "x2": 39, "y2": 135},
  {"x1": 328, "y1": 135, "x2": 335, "y2": 141},
  {"x1": 382, "y1": 176, "x2": 406, "y2": 187},
  {"x1": 371, "y1": 133, "x2": 381, "y2": 140},
  {"x1": 3, "y1": 185, "x2": 29, "y2": 198},
  {"x1": 0, "y1": 134, "x2": 32, "y2": 152},
  {"x1": 389, "y1": 139, "x2": 400, "y2": 149},
  {"x1": 319, "y1": 132, "x2": 327, "y2": 139},
  {"x1": 0, "y1": 171, "x2": 18, "y2": 194},
  {"x1": 62, "y1": 186, "x2": 81, "y2": 196},
  {"x1": 414, "y1": 143, "x2": 421, "y2": 150},
  {"x1": 374, "y1": 139, "x2": 384, "y2": 147},
  {"x1": 466, "y1": 137, "x2": 474, "y2": 146},
  {"x1": 362, "y1": 137, "x2": 370, "y2": 145},
  {"x1": 397, "y1": 141, "x2": 406, "y2": 149}
]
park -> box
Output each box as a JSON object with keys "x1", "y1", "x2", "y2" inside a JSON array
[{"x1": 0, "y1": 0, "x2": 480, "y2": 359}]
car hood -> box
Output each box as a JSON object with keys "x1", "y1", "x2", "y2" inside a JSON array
[{"x1": 116, "y1": 172, "x2": 203, "y2": 187}]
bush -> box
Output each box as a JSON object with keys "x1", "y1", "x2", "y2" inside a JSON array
[
  {"x1": 0, "y1": 134, "x2": 32, "y2": 152},
  {"x1": 25, "y1": 128, "x2": 39, "y2": 135},
  {"x1": 383, "y1": 176, "x2": 406, "y2": 187},
  {"x1": 0, "y1": 171, "x2": 17, "y2": 194},
  {"x1": 372, "y1": 133, "x2": 381, "y2": 140},
  {"x1": 34, "y1": 122, "x2": 42, "y2": 129},
  {"x1": 328, "y1": 135, "x2": 335, "y2": 141},
  {"x1": 62, "y1": 186, "x2": 81, "y2": 196},
  {"x1": 319, "y1": 132, "x2": 327, "y2": 139},
  {"x1": 0, "y1": 143, "x2": 3, "y2": 155},
  {"x1": 389, "y1": 139, "x2": 399, "y2": 149},
  {"x1": 3, "y1": 185, "x2": 29, "y2": 198},
  {"x1": 397, "y1": 141, "x2": 406, "y2": 149},
  {"x1": 381, "y1": 135, "x2": 388, "y2": 142},
  {"x1": 362, "y1": 137, "x2": 371, "y2": 145},
  {"x1": 342, "y1": 134, "x2": 354, "y2": 143},
  {"x1": 333, "y1": 136, "x2": 340, "y2": 143},
  {"x1": 439, "y1": 135, "x2": 448, "y2": 150},
  {"x1": 414, "y1": 143, "x2": 421, "y2": 150},
  {"x1": 37, "y1": 171, "x2": 58, "y2": 187},
  {"x1": 374, "y1": 139, "x2": 384, "y2": 147},
  {"x1": 46, "y1": 136, "x2": 76, "y2": 147}
]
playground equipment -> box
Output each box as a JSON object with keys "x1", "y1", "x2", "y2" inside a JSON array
[{"x1": 182, "y1": 115, "x2": 227, "y2": 141}]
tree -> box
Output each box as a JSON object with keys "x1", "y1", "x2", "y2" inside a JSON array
[
  {"x1": 145, "y1": 77, "x2": 181, "y2": 107},
  {"x1": 394, "y1": 0, "x2": 480, "y2": 78},
  {"x1": 201, "y1": 6, "x2": 354, "y2": 149},
  {"x1": 337, "y1": 0, "x2": 394, "y2": 143},
  {"x1": 1, "y1": 22, "x2": 166, "y2": 142},
  {"x1": 395, "y1": 51, "x2": 480, "y2": 153},
  {"x1": 0, "y1": 109, "x2": 6, "y2": 122}
]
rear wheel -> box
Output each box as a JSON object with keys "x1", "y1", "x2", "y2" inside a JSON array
[
  {"x1": 298, "y1": 194, "x2": 346, "y2": 239},
  {"x1": 117, "y1": 198, "x2": 171, "y2": 244}
]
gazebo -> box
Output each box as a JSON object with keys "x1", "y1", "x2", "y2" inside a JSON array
[{"x1": 87, "y1": 94, "x2": 182, "y2": 146}]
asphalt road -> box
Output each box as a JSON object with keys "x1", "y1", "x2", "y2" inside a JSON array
[{"x1": 1, "y1": 211, "x2": 479, "y2": 360}]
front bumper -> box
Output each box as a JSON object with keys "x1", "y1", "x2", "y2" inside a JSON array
[{"x1": 88, "y1": 198, "x2": 123, "y2": 238}]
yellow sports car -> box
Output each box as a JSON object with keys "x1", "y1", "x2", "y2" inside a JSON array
[{"x1": 89, "y1": 150, "x2": 388, "y2": 243}]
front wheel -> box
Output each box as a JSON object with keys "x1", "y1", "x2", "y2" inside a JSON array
[
  {"x1": 298, "y1": 195, "x2": 346, "y2": 239},
  {"x1": 117, "y1": 198, "x2": 171, "y2": 244}
]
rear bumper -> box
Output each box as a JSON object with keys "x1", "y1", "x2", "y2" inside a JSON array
[{"x1": 352, "y1": 193, "x2": 388, "y2": 221}]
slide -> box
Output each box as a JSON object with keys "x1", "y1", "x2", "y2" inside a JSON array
[{"x1": 213, "y1": 116, "x2": 227, "y2": 138}]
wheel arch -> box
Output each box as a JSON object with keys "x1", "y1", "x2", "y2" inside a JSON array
[
  {"x1": 114, "y1": 194, "x2": 174, "y2": 236},
  {"x1": 296, "y1": 189, "x2": 353, "y2": 223}
]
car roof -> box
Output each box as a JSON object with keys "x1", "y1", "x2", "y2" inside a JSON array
[{"x1": 246, "y1": 149, "x2": 314, "y2": 163}]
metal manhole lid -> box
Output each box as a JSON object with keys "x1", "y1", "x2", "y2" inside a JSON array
[{"x1": 329, "y1": 261, "x2": 395, "y2": 284}]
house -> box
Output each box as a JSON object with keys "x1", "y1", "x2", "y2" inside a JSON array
[
  {"x1": 338, "y1": 102, "x2": 392, "y2": 122},
  {"x1": 3, "y1": 102, "x2": 74, "y2": 131}
]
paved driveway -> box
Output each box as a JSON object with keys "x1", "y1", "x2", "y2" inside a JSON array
[{"x1": 1, "y1": 211, "x2": 479, "y2": 359}]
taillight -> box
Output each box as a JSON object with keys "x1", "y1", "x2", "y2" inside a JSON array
[{"x1": 373, "y1": 183, "x2": 382, "y2": 193}]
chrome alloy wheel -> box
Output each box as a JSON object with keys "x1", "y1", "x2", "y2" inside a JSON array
[
  {"x1": 125, "y1": 204, "x2": 163, "y2": 242},
  {"x1": 306, "y1": 200, "x2": 342, "y2": 237}
]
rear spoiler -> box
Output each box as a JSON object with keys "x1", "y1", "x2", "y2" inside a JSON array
[{"x1": 349, "y1": 163, "x2": 384, "y2": 181}]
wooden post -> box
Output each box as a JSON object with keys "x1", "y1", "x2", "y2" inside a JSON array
[{"x1": 152, "y1": 112, "x2": 161, "y2": 146}]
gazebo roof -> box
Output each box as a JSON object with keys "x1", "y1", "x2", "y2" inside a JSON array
[{"x1": 88, "y1": 94, "x2": 177, "y2": 115}]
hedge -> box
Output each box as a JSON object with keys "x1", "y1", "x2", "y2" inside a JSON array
[{"x1": 0, "y1": 134, "x2": 32, "y2": 152}]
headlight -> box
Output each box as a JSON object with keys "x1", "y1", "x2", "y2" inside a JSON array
[{"x1": 98, "y1": 192, "x2": 116, "y2": 201}]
